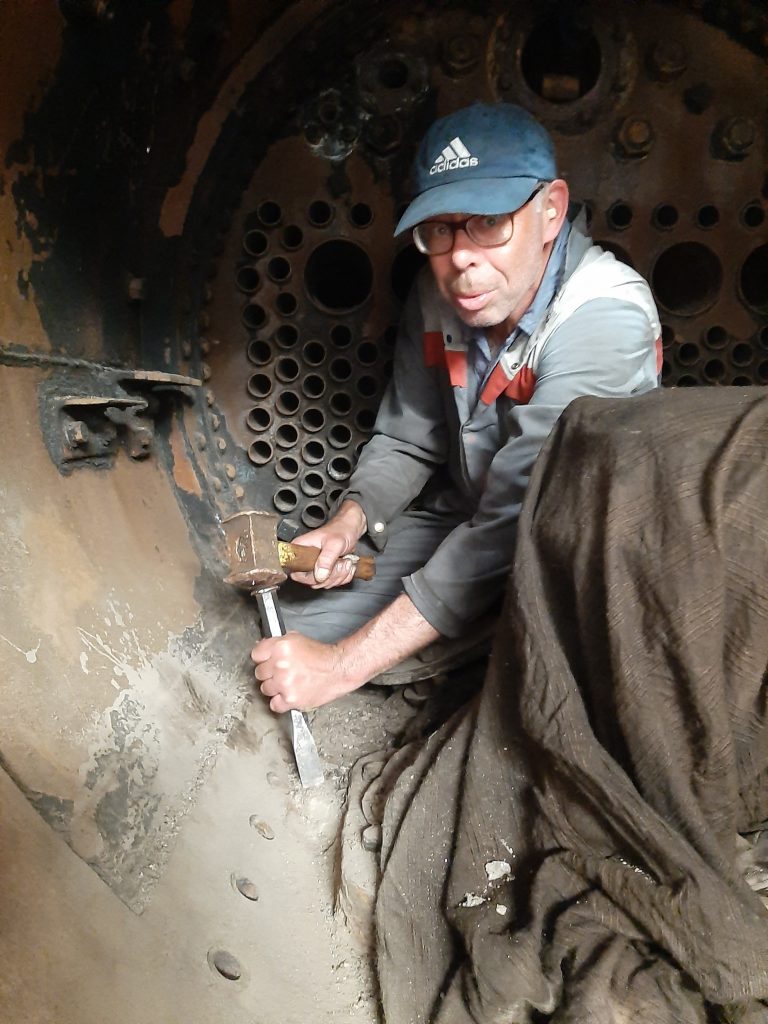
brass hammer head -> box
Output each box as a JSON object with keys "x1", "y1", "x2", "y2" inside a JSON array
[{"x1": 221, "y1": 510, "x2": 286, "y2": 591}]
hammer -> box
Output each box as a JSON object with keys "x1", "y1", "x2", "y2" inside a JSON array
[{"x1": 221, "y1": 509, "x2": 375, "y2": 788}]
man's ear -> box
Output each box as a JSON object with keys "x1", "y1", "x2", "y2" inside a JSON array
[{"x1": 542, "y1": 179, "x2": 569, "y2": 242}]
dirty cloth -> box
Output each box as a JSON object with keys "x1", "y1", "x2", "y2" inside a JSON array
[{"x1": 375, "y1": 387, "x2": 768, "y2": 1024}]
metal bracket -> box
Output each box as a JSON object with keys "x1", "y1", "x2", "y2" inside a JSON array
[{"x1": 40, "y1": 366, "x2": 201, "y2": 472}]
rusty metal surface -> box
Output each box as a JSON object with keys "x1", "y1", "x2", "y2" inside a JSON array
[{"x1": 0, "y1": 0, "x2": 766, "y2": 1019}]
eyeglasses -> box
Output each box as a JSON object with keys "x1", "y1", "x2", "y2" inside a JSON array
[{"x1": 412, "y1": 184, "x2": 546, "y2": 256}]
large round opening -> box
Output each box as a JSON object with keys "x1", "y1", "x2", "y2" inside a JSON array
[
  {"x1": 740, "y1": 245, "x2": 768, "y2": 314},
  {"x1": 652, "y1": 243, "x2": 722, "y2": 316},
  {"x1": 304, "y1": 240, "x2": 374, "y2": 313},
  {"x1": 520, "y1": 11, "x2": 601, "y2": 102}
]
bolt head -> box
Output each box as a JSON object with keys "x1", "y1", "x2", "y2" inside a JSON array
[{"x1": 615, "y1": 117, "x2": 654, "y2": 157}]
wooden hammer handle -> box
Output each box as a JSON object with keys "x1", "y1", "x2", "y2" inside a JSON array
[{"x1": 278, "y1": 541, "x2": 376, "y2": 581}]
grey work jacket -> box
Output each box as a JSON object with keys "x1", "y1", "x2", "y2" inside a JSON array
[{"x1": 344, "y1": 216, "x2": 661, "y2": 637}]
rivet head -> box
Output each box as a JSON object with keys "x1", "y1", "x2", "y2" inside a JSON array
[
  {"x1": 225, "y1": 463, "x2": 236, "y2": 479},
  {"x1": 195, "y1": 432, "x2": 207, "y2": 451},
  {"x1": 234, "y1": 485, "x2": 245, "y2": 499},
  {"x1": 211, "y1": 414, "x2": 220, "y2": 430},
  {"x1": 209, "y1": 949, "x2": 242, "y2": 981},
  {"x1": 202, "y1": 362, "x2": 212, "y2": 381},
  {"x1": 372, "y1": 521, "x2": 385, "y2": 534},
  {"x1": 249, "y1": 817, "x2": 275, "y2": 840},
  {"x1": 217, "y1": 437, "x2": 227, "y2": 452},
  {"x1": 234, "y1": 877, "x2": 259, "y2": 901},
  {"x1": 212, "y1": 477, "x2": 222, "y2": 492}
]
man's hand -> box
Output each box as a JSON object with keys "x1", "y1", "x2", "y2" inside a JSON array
[
  {"x1": 251, "y1": 632, "x2": 360, "y2": 712},
  {"x1": 290, "y1": 499, "x2": 368, "y2": 589},
  {"x1": 251, "y1": 594, "x2": 442, "y2": 712}
]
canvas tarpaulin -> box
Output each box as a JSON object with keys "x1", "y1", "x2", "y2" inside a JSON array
[{"x1": 375, "y1": 387, "x2": 768, "y2": 1024}]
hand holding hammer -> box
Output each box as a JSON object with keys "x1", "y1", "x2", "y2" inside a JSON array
[{"x1": 221, "y1": 509, "x2": 375, "y2": 788}]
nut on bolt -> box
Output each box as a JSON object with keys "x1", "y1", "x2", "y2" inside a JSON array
[
  {"x1": 713, "y1": 117, "x2": 756, "y2": 158},
  {"x1": 614, "y1": 117, "x2": 655, "y2": 158},
  {"x1": 365, "y1": 115, "x2": 402, "y2": 155},
  {"x1": 64, "y1": 420, "x2": 89, "y2": 448},
  {"x1": 441, "y1": 34, "x2": 481, "y2": 76}
]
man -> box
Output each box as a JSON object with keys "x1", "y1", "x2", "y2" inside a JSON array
[{"x1": 252, "y1": 102, "x2": 661, "y2": 712}]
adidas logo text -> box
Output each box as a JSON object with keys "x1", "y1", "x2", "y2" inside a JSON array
[{"x1": 429, "y1": 136, "x2": 479, "y2": 175}]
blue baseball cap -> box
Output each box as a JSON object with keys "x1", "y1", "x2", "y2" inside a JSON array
[{"x1": 394, "y1": 103, "x2": 557, "y2": 236}]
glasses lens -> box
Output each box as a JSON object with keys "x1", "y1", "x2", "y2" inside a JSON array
[
  {"x1": 466, "y1": 213, "x2": 513, "y2": 247},
  {"x1": 413, "y1": 221, "x2": 454, "y2": 255}
]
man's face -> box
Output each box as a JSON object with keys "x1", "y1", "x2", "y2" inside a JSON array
[{"x1": 426, "y1": 194, "x2": 551, "y2": 338}]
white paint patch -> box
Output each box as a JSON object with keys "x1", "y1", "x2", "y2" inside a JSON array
[
  {"x1": 80, "y1": 652, "x2": 90, "y2": 674},
  {"x1": 495, "y1": 904, "x2": 507, "y2": 916},
  {"x1": 485, "y1": 860, "x2": 512, "y2": 881},
  {"x1": 0, "y1": 632, "x2": 41, "y2": 664},
  {"x1": 459, "y1": 893, "x2": 486, "y2": 908}
]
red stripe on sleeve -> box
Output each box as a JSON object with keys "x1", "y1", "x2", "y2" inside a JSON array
[
  {"x1": 504, "y1": 365, "x2": 537, "y2": 404},
  {"x1": 445, "y1": 349, "x2": 468, "y2": 388}
]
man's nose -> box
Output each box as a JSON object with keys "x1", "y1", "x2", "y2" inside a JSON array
[{"x1": 450, "y1": 228, "x2": 480, "y2": 269}]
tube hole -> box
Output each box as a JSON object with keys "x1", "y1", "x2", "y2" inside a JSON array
[
  {"x1": 275, "y1": 293, "x2": 298, "y2": 317},
  {"x1": 661, "y1": 360, "x2": 672, "y2": 382},
  {"x1": 329, "y1": 424, "x2": 352, "y2": 449},
  {"x1": 356, "y1": 375, "x2": 377, "y2": 398},
  {"x1": 248, "y1": 339, "x2": 272, "y2": 365},
  {"x1": 607, "y1": 202, "x2": 633, "y2": 230},
  {"x1": 302, "y1": 341, "x2": 326, "y2": 366},
  {"x1": 330, "y1": 391, "x2": 352, "y2": 416},
  {"x1": 757, "y1": 361, "x2": 768, "y2": 384},
  {"x1": 246, "y1": 407, "x2": 272, "y2": 432},
  {"x1": 275, "y1": 356, "x2": 300, "y2": 383},
  {"x1": 740, "y1": 245, "x2": 768, "y2": 313},
  {"x1": 248, "y1": 439, "x2": 273, "y2": 465},
  {"x1": 243, "y1": 230, "x2": 268, "y2": 257},
  {"x1": 308, "y1": 200, "x2": 333, "y2": 227},
  {"x1": 327, "y1": 456, "x2": 352, "y2": 481},
  {"x1": 704, "y1": 325, "x2": 728, "y2": 350},
  {"x1": 305, "y1": 241, "x2": 373, "y2": 313},
  {"x1": 275, "y1": 456, "x2": 299, "y2": 480},
  {"x1": 652, "y1": 243, "x2": 722, "y2": 316},
  {"x1": 703, "y1": 359, "x2": 726, "y2": 382},
  {"x1": 661, "y1": 324, "x2": 675, "y2": 348},
  {"x1": 741, "y1": 203, "x2": 765, "y2": 229},
  {"x1": 275, "y1": 390, "x2": 300, "y2": 416},
  {"x1": 274, "y1": 488, "x2": 298, "y2": 512},
  {"x1": 676, "y1": 374, "x2": 699, "y2": 387},
  {"x1": 236, "y1": 266, "x2": 260, "y2": 293},
  {"x1": 731, "y1": 343, "x2": 753, "y2": 367},
  {"x1": 301, "y1": 472, "x2": 325, "y2": 496},
  {"x1": 329, "y1": 358, "x2": 352, "y2": 382},
  {"x1": 282, "y1": 225, "x2": 304, "y2": 250},
  {"x1": 275, "y1": 324, "x2": 299, "y2": 348},
  {"x1": 355, "y1": 408, "x2": 376, "y2": 432},
  {"x1": 326, "y1": 487, "x2": 343, "y2": 509},
  {"x1": 520, "y1": 11, "x2": 601, "y2": 102},
  {"x1": 267, "y1": 257, "x2": 292, "y2": 283},
  {"x1": 357, "y1": 342, "x2": 378, "y2": 365},
  {"x1": 257, "y1": 201, "x2": 282, "y2": 227},
  {"x1": 758, "y1": 326, "x2": 768, "y2": 351},
  {"x1": 242, "y1": 303, "x2": 267, "y2": 330},
  {"x1": 275, "y1": 423, "x2": 299, "y2": 448},
  {"x1": 652, "y1": 204, "x2": 679, "y2": 230},
  {"x1": 247, "y1": 373, "x2": 272, "y2": 399},
  {"x1": 301, "y1": 440, "x2": 326, "y2": 465},
  {"x1": 732, "y1": 375, "x2": 753, "y2": 386},
  {"x1": 330, "y1": 324, "x2": 352, "y2": 348},
  {"x1": 301, "y1": 407, "x2": 326, "y2": 433},
  {"x1": 677, "y1": 342, "x2": 700, "y2": 366},
  {"x1": 350, "y1": 203, "x2": 374, "y2": 228},
  {"x1": 696, "y1": 205, "x2": 719, "y2": 229},
  {"x1": 302, "y1": 503, "x2": 327, "y2": 529},
  {"x1": 302, "y1": 374, "x2": 326, "y2": 399}
]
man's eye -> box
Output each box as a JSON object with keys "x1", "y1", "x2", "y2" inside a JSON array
[
  {"x1": 479, "y1": 215, "x2": 500, "y2": 228},
  {"x1": 430, "y1": 223, "x2": 451, "y2": 237}
]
